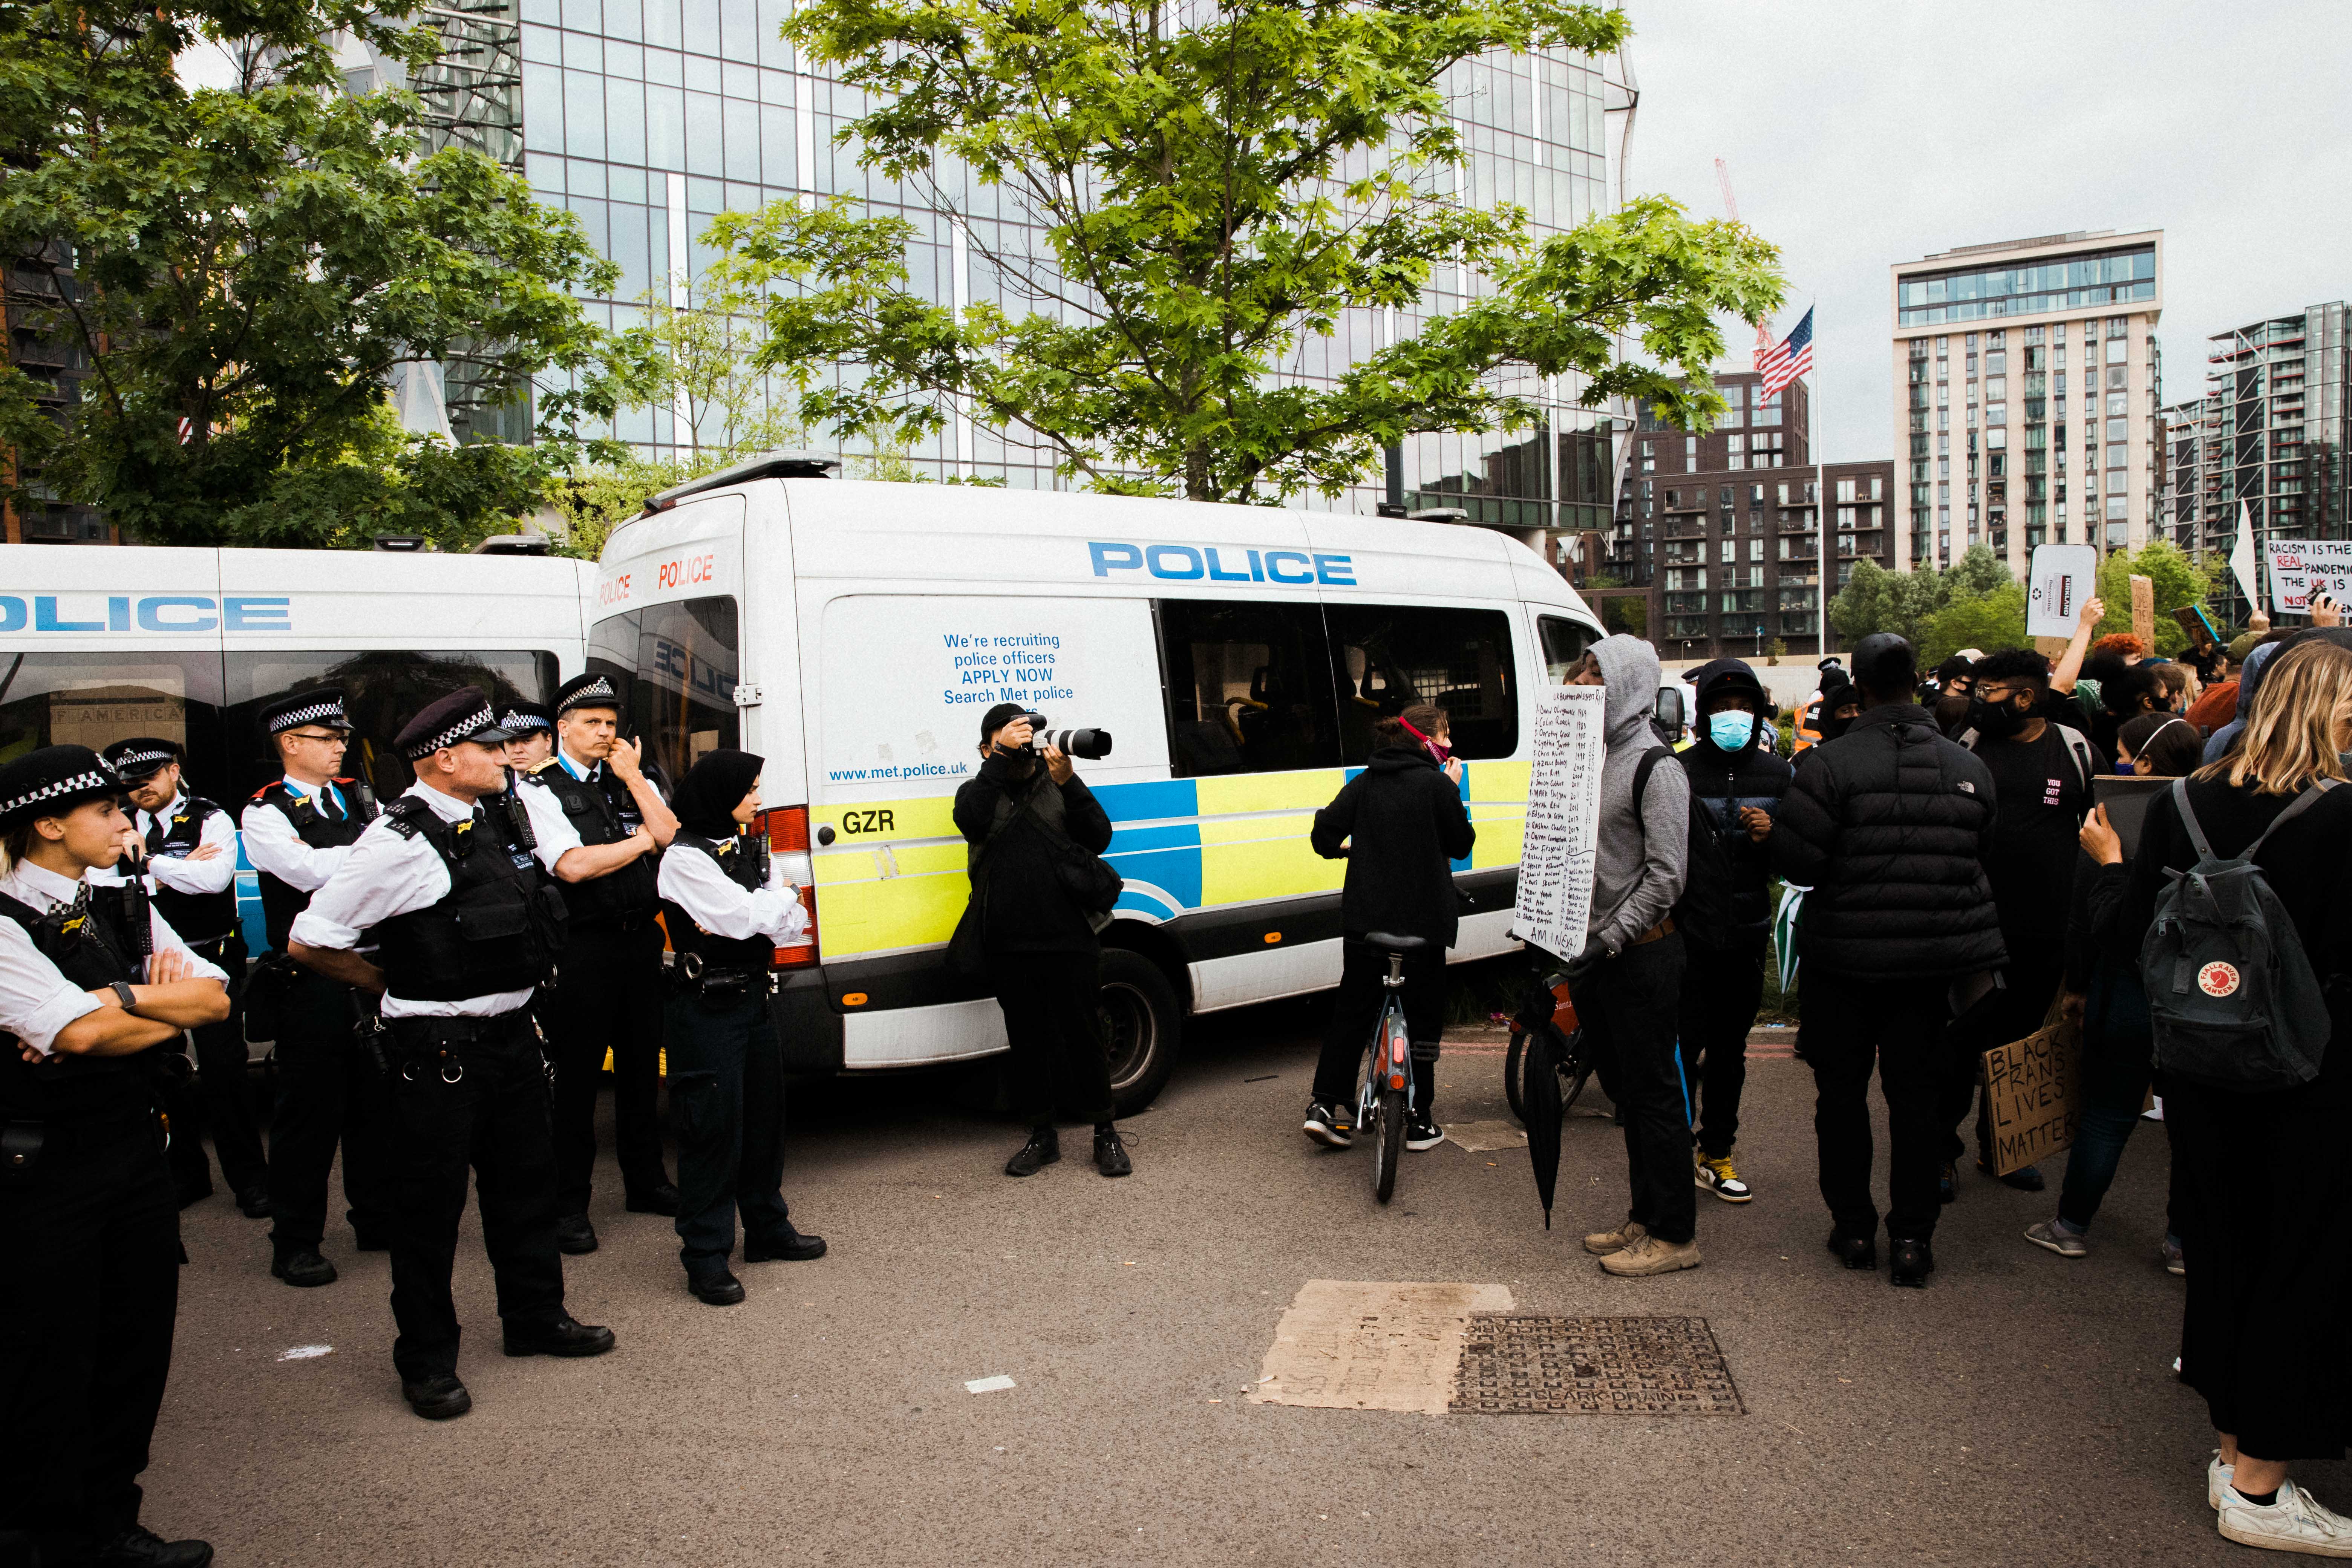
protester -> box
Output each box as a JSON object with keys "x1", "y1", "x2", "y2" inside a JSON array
[
  {"x1": 1563, "y1": 637, "x2": 1698, "y2": 1278},
  {"x1": 2148, "y1": 660, "x2": 2199, "y2": 715},
  {"x1": 1771, "y1": 632, "x2": 2003, "y2": 1288},
  {"x1": 2116, "y1": 712, "x2": 2205, "y2": 780},
  {"x1": 1674, "y1": 660, "x2": 1790, "y2": 1203},
  {"x1": 2203, "y1": 637, "x2": 2290, "y2": 765},
  {"x1": 1929, "y1": 656, "x2": 1975, "y2": 735},
  {"x1": 2091, "y1": 632, "x2": 2147, "y2": 667},
  {"x1": 1793, "y1": 658, "x2": 1846, "y2": 753},
  {"x1": 2112, "y1": 639, "x2": 2352, "y2": 1554}
]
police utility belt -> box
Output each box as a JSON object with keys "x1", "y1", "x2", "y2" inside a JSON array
[{"x1": 670, "y1": 951, "x2": 773, "y2": 1004}]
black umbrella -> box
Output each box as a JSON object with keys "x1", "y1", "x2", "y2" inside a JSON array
[{"x1": 1517, "y1": 980, "x2": 1565, "y2": 1230}]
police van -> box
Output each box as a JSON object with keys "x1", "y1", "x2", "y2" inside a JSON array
[
  {"x1": 593, "y1": 456, "x2": 1605, "y2": 1111},
  {"x1": 0, "y1": 544, "x2": 591, "y2": 954}
]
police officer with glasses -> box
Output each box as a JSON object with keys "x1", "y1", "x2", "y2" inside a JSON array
[
  {"x1": 0, "y1": 746, "x2": 229, "y2": 1568},
  {"x1": 516, "y1": 672, "x2": 678, "y2": 1255},
  {"x1": 240, "y1": 688, "x2": 390, "y2": 1288},
  {"x1": 100, "y1": 736, "x2": 268, "y2": 1220},
  {"x1": 288, "y1": 689, "x2": 616, "y2": 1421}
]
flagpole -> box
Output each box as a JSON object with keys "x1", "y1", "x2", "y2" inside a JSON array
[{"x1": 1813, "y1": 302, "x2": 1827, "y2": 658}]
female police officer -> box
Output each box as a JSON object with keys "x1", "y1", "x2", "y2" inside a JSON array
[{"x1": 655, "y1": 749, "x2": 825, "y2": 1305}]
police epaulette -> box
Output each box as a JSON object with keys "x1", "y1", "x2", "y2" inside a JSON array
[
  {"x1": 525, "y1": 758, "x2": 560, "y2": 776},
  {"x1": 382, "y1": 797, "x2": 430, "y2": 839}
]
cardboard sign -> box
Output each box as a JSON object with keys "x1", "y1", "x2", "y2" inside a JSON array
[
  {"x1": 2266, "y1": 539, "x2": 2352, "y2": 617},
  {"x1": 1509, "y1": 684, "x2": 1606, "y2": 962},
  {"x1": 2130, "y1": 573, "x2": 2156, "y2": 651},
  {"x1": 2026, "y1": 544, "x2": 2099, "y2": 637},
  {"x1": 1983, "y1": 1020, "x2": 2082, "y2": 1176}
]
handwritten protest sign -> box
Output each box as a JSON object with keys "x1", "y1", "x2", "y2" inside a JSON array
[
  {"x1": 2266, "y1": 539, "x2": 2352, "y2": 617},
  {"x1": 1983, "y1": 1021, "x2": 2081, "y2": 1176},
  {"x1": 1509, "y1": 684, "x2": 1606, "y2": 962}
]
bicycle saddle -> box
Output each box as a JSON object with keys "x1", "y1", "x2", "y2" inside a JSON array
[{"x1": 1361, "y1": 931, "x2": 1429, "y2": 953}]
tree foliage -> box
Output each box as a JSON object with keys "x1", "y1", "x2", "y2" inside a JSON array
[
  {"x1": 712, "y1": 0, "x2": 1784, "y2": 502},
  {"x1": 0, "y1": 0, "x2": 644, "y2": 546},
  {"x1": 1830, "y1": 544, "x2": 2012, "y2": 651},
  {"x1": 1919, "y1": 582, "x2": 2026, "y2": 666},
  {"x1": 2092, "y1": 541, "x2": 2222, "y2": 656}
]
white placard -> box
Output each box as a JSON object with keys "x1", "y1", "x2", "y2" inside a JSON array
[
  {"x1": 2266, "y1": 539, "x2": 2352, "y2": 618},
  {"x1": 2025, "y1": 544, "x2": 2100, "y2": 638},
  {"x1": 1509, "y1": 684, "x2": 1607, "y2": 962}
]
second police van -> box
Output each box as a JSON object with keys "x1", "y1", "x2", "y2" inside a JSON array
[{"x1": 593, "y1": 455, "x2": 1605, "y2": 1111}]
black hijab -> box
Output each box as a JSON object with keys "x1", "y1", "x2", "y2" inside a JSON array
[{"x1": 672, "y1": 749, "x2": 764, "y2": 839}]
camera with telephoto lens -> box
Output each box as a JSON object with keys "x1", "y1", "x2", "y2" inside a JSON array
[{"x1": 1015, "y1": 712, "x2": 1113, "y2": 761}]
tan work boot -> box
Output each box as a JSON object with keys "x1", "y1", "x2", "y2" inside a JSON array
[
  {"x1": 1599, "y1": 1233, "x2": 1701, "y2": 1277},
  {"x1": 1582, "y1": 1219, "x2": 1647, "y2": 1256}
]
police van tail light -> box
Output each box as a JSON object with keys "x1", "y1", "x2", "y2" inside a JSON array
[{"x1": 761, "y1": 805, "x2": 819, "y2": 969}]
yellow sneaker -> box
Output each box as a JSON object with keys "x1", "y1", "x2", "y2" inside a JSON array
[{"x1": 1695, "y1": 1152, "x2": 1754, "y2": 1203}]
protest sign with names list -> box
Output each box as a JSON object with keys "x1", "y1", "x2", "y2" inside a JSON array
[{"x1": 1509, "y1": 684, "x2": 1606, "y2": 962}]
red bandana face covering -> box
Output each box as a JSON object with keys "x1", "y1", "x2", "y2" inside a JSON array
[{"x1": 1396, "y1": 716, "x2": 1450, "y2": 764}]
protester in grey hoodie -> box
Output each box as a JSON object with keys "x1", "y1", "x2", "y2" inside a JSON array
[{"x1": 1563, "y1": 635, "x2": 1699, "y2": 1277}]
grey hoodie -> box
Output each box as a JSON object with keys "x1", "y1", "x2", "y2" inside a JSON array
[{"x1": 1584, "y1": 635, "x2": 1689, "y2": 955}]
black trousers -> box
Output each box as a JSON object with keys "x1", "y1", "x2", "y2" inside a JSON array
[
  {"x1": 665, "y1": 988, "x2": 790, "y2": 1275},
  {"x1": 1678, "y1": 937, "x2": 1766, "y2": 1159},
  {"x1": 0, "y1": 1108, "x2": 179, "y2": 1555},
  {"x1": 1803, "y1": 977, "x2": 1953, "y2": 1243},
  {"x1": 991, "y1": 948, "x2": 1115, "y2": 1126},
  {"x1": 1570, "y1": 934, "x2": 1696, "y2": 1245},
  {"x1": 378, "y1": 1011, "x2": 568, "y2": 1382},
  {"x1": 164, "y1": 936, "x2": 266, "y2": 1204},
  {"x1": 543, "y1": 921, "x2": 669, "y2": 1216},
  {"x1": 1311, "y1": 941, "x2": 1446, "y2": 1114},
  {"x1": 1942, "y1": 947, "x2": 2066, "y2": 1165},
  {"x1": 268, "y1": 968, "x2": 389, "y2": 1253}
]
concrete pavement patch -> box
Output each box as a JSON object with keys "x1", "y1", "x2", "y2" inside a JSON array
[{"x1": 1248, "y1": 1280, "x2": 1513, "y2": 1416}]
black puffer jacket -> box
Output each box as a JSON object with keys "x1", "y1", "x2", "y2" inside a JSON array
[
  {"x1": 1769, "y1": 703, "x2": 2005, "y2": 981},
  {"x1": 1310, "y1": 746, "x2": 1476, "y2": 948}
]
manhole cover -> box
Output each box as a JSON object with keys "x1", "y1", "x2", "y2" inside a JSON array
[{"x1": 1451, "y1": 1314, "x2": 1744, "y2": 1416}]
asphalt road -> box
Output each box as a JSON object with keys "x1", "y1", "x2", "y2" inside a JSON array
[{"x1": 152, "y1": 998, "x2": 2298, "y2": 1566}]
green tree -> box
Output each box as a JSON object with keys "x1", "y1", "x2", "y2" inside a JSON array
[
  {"x1": 0, "y1": 0, "x2": 645, "y2": 547},
  {"x1": 1919, "y1": 582, "x2": 2027, "y2": 666},
  {"x1": 2091, "y1": 540, "x2": 2222, "y2": 655},
  {"x1": 712, "y1": 0, "x2": 1783, "y2": 502},
  {"x1": 636, "y1": 259, "x2": 808, "y2": 467},
  {"x1": 1946, "y1": 542, "x2": 2014, "y2": 597},
  {"x1": 1829, "y1": 557, "x2": 1951, "y2": 648}
]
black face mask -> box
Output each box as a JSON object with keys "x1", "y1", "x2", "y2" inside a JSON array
[
  {"x1": 1967, "y1": 695, "x2": 2029, "y2": 740},
  {"x1": 1820, "y1": 711, "x2": 1856, "y2": 741}
]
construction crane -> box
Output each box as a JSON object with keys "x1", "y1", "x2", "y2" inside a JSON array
[{"x1": 1715, "y1": 158, "x2": 1739, "y2": 222}]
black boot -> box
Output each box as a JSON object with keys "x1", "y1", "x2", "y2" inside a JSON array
[
  {"x1": 1005, "y1": 1126, "x2": 1060, "y2": 1177},
  {"x1": 1890, "y1": 1238, "x2": 1936, "y2": 1288},
  {"x1": 687, "y1": 1268, "x2": 746, "y2": 1306},
  {"x1": 270, "y1": 1247, "x2": 337, "y2": 1288},
  {"x1": 744, "y1": 1226, "x2": 827, "y2": 1262},
  {"x1": 1826, "y1": 1229, "x2": 1877, "y2": 1271},
  {"x1": 401, "y1": 1373, "x2": 472, "y2": 1421},
  {"x1": 502, "y1": 1314, "x2": 617, "y2": 1358},
  {"x1": 1093, "y1": 1124, "x2": 1132, "y2": 1178},
  {"x1": 91, "y1": 1523, "x2": 214, "y2": 1566}
]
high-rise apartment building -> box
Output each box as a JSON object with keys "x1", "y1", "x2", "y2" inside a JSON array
[{"x1": 1889, "y1": 229, "x2": 2163, "y2": 574}]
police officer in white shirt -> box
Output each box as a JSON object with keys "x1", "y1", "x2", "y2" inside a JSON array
[
  {"x1": 101, "y1": 737, "x2": 268, "y2": 1219},
  {"x1": 286, "y1": 690, "x2": 617, "y2": 1421},
  {"x1": 655, "y1": 748, "x2": 824, "y2": 1306},
  {"x1": 239, "y1": 688, "x2": 390, "y2": 1286},
  {"x1": 0, "y1": 745, "x2": 228, "y2": 1568}
]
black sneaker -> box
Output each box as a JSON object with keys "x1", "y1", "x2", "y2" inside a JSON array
[
  {"x1": 1890, "y1": 1237, "x2": 1936, "y2": 1288},
  {"x1": 1004, "y1": 1127, "x2": 1060, "y2": 1177},
  {"x1": 92, "y1": 1523, "x2": 214, "y2": 1566},
  {"x1": 1405, "y1": 1113, "x2": 1444, "y2": 1151},
  {"x1": 270, "y1": 1248, "x2": 337, "y2": 1288},
  {"x1": 1093, "y1": 1126, "x2": 1132, "y2": 1177},
  {"x1": 1302, "y1": 1099, "x2": 1352, "y2": 1148}
]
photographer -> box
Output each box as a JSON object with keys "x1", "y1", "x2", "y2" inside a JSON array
[{"x1": 952, "y1": 702, "x2": 1130, "y2": 1179}]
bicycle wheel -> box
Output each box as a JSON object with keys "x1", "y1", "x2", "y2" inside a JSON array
[
  {"x1": 1370, "y1": 1088, "x2": 1406, "y2": 1204},
  {"x1": 1504, "y1": 1031, "x2": 1529, "y2": 1125},
  {"x1": 1559, "y1": 1027, "x2": 1595, "y2": 1115}
]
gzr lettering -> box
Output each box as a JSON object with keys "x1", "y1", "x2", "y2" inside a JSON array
[{"x1": 839, "y1": 808, "x2": 895, "y2": 836}]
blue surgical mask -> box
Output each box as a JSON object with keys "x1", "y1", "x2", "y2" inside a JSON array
[{"x1": 1707, "y1": 712, "x2": 1756, "y2": 752}]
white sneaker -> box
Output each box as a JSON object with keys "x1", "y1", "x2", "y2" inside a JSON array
[
  {"x1": 2210, "y1": 1452, "x2": 2236, "y2": 1510},
  {"x1": 2220, "y1": 1479, "x2": 2352, "y2": 1556}
]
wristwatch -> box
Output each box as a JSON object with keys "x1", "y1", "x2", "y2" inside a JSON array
[{"x1": 110, "y1": 980, "x2": 138, "y2": 1011}]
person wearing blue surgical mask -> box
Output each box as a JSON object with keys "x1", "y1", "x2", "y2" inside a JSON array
[{"x1": 1672, "y1": 659, "x2": 1795, "y2": 1205}]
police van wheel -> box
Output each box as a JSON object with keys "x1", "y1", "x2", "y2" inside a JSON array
[{"x1": 1099, "y1": 947, "x2": 1181, "y2": 1116}]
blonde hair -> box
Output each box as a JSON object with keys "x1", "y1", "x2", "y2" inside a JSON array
[{"x1": 2195, "y1": 639, "x2": 2352, "y2": 796}]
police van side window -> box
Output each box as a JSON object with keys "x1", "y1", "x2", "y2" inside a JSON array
[
  {"x1": 0, "y1": 651, "x2": 228, "y2": 787},
  {"x1": 224, "y1": 650, "x2": 557, "y2": 802},
  {"x1": 1325, "y1": 604, "x2": 1519, "y2": 763},
  {"x1": 586, "y1": 595, "x2": 739, "y2": 795},
  {"x1": 1539, "y1": 616, "x2": 1601, "y2": 684},
  {"x1": 1156, "y1": 600, "x2": 1340, "y2": 778}
]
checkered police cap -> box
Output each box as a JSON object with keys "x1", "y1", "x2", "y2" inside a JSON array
[
  {"x1": 101, "y1": 737, "x2": 181, "y2": 780},
  {"x1": 499, "y1": 702, "x2": 554, "y2": 735},
  {"x1": 554, "y1": 673, "x2": 621, "y2": 717},
  {"x1": 260, "y1": 687, "x2": 352, "y2": 737},
  {"x1": 396, "y1": 691, "x2": 515, "y2": 761},
  {"x1": 0, "y1": 746, "x2": 123, "y2": 831}
]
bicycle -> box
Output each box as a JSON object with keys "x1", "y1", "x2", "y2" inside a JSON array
[
  {"x1": 1504, "y1": 968, "x2": 1594, "y2": 1126},
  {"x1": 1354, "y1": 931, "x2": 1428, "y2": 1205}
]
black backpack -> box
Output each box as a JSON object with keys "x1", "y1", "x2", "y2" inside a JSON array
[{"x1": 1634, "y1": 747, "x2": 1737, "y2": 951}]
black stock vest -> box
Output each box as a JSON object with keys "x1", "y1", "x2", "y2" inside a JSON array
[
  {"x1": 251, "y1": 779, "x2": 375, "y2": 952},
  {"x1": 658, "y1": 833, "x2": 775, "y2": 978},
  {"x1": 372, "y1": 796, "x2": 568, "y2": 1002},
  {"x1": 524, "y1": 758, "x2": 655, "y2": 929},
  {"x1": 144, "y1": 795, "x2": 238, "y2": 944},
  {"x1": 0, "y1": 882, "x2": 156, "y2": 1121}
]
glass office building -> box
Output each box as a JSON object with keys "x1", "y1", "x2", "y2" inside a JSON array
[{"x1": 361, "y1": 5, "x2": 1630, "y2": 531}]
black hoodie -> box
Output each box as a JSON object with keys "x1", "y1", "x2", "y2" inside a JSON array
[
  {"x1": 1310, "y1": 745, "x2": 1476, "y2": 947},
  {"x1": 1676, "y1": 658, "x2": 1794, "y2": 942}
]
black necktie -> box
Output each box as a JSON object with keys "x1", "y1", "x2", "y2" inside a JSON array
[
  {"x1": 144, "y1": 815, "x2": 166, "y2": 853},
  {"x1": 318, "y1": 788, "x2": 340, "y2": 822}
]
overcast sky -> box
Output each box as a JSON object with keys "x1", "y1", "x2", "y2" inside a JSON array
[{"x1": 1623, "y1": 0, "x2": 2352, "y2": 462}]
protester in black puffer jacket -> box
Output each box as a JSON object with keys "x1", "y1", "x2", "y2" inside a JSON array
[{"x1": 1768, "y1": 633, "x2": 2002, "y2": 1287}]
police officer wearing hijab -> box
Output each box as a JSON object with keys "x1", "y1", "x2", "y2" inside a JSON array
[
  {"x1": 0, "y1": 746, "x2": 229, "y2": 1567},
  {"x1": 514, "y1": 673, "x2": 678, "y2": 1255},
  {"x1": 239, "y1": 688, "x2": 391, "y2": 1288},
  {"x1": 656, "y1": 749, "x2": 825, "y2": 1305},
  {"x1": 100, "y1": 737, "x2": 268, "y2": 1219},
  {"x1": 286, "y1": 691, "x2": 616, "y2": 1421}
]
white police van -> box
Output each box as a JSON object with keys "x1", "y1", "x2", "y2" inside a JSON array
[
  {"x1": 593, "y1": 455, "x2": 1604, "y2": 1110},
  {"x1": 0, "y1": 544, "x2": 592, "y2": 954}
]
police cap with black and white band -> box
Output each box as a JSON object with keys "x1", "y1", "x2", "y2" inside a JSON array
[
  {"x1": 0, "y1": 745, "x2": 124, "y2": 832},
  {"x1": 259, "y1": 686, "x2": 353, "y2": 737},
  {"x1": 395, "y1": 691, "x2": 516, "y2": 761},
  {"x1": 553, "y1": 672, "x2": 622, "y2": 717},
  {"x1": 101, "y1": 736, "x2": 182, "y2": 783},
  {"x1": 499, "y1": 700, "x2": 554, "y2": 735}
]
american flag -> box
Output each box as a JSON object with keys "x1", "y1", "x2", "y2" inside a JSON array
[{"x1": 1754, "y1": 307, "x2": 1814, "y2": 399}]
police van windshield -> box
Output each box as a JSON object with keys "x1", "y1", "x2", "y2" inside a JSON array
[{"x1": 586, "y1": 596, "x2": 740, "y2": 795}]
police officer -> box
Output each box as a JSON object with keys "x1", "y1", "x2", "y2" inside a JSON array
[
  {"x1": 101, "y1": 737, "x2": 269, "y2": 1220},
  {"x1": 515, "y1": 672, "x2": 677, "y2": 1254},
  {"x1": 656, "y1": 749, "x2": 825, "y2": 1305},
  {"x1": 500, "y1": 701, "x2": 556, "y2": 773},
  {"x1": 0, "y1": 746, "x2": 228, "y2": 1567},
  {"x1": 287, "y1": 690, "x2": 617, "y2": 1420},
  {"x1": 240, "y1": 688, "x2": 389, "y2": 1286}
]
